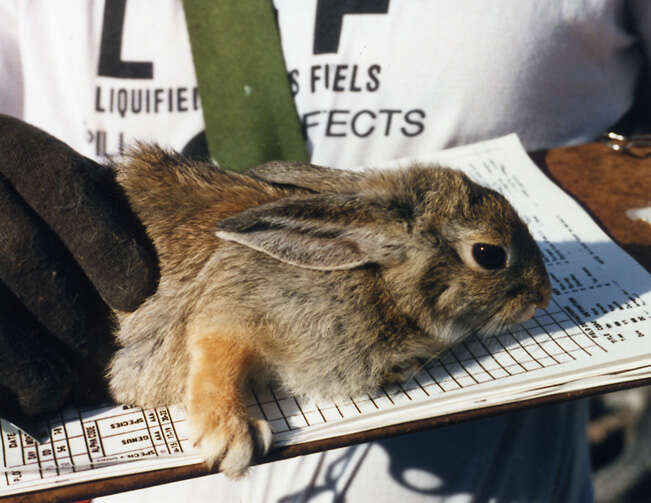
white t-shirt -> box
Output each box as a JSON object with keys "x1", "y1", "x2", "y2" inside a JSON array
[
  {"x1": 2, "y1": 0, "x2": 649, "y2": 501},
  {"x1": 0, "y1": 0, "x2": 204, "y2": 159},
  {"x1": 2, "y1": 0, "x2": 649, "y2": 165},
  {"x1": 278, "y1": 0, "x2": 643, "y2": 168}
]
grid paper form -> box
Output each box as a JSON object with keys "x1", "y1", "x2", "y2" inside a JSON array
[
  {"x1": 246, "y1": 295, "x2": 644, "y2": 445},
  {"x1": 1, "y1": 134, "x2": 649, "y2": 496},
  {"x1": 0, "y1": 405, "x2": 195, "y2": 488}
]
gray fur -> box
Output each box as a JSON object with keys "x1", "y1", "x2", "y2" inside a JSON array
[{"x1": 108, "y1": 145, "x2": 551, "y2": 421}]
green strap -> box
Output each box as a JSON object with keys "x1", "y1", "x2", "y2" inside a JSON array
[{"x1": 183, "y1": 0, "x2": 308, "y2": 172}]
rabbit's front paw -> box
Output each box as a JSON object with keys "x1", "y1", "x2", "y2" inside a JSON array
[{"x1": 190, "y1": 411, "x2": 272, "y2": 478}]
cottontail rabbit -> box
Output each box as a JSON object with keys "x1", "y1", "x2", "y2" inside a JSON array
[{"x1": 108, "y1": 146, "x2": 551, "y2": 477}]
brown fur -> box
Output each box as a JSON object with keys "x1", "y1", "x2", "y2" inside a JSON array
[
  {"x1": 107, "y1": 145, "x2": 551, "y2": 477},
  {"x1": 186, "y1": 330, "x2": 267, "y2": 472}
]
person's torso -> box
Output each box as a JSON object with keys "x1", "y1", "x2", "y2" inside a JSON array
[{"x1": 1, "y1": 0, "x2": 642, "y2": 167}]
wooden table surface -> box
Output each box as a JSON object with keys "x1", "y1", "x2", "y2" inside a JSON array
[{"x1": 4, "y1": 141, "x2": 651, "y2": 503}]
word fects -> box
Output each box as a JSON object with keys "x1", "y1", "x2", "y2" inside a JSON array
[{"x1": 301, "y1": 108, "x2": 425, "y2": 138}]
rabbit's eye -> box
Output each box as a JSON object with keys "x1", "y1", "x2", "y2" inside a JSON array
[{"x1": 472, "y1": 243, "x2": 506, "y2": 270}]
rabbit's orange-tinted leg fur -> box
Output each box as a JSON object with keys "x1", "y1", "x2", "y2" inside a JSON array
[{"x1": 187, "y1": 332, "x2": 271, "y2": 478}]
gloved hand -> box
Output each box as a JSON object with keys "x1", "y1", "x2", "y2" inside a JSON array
[{"x1": 0, "y1": 114, "x2": 158, "y2": 422}]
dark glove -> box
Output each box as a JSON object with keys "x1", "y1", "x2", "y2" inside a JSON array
[{"x1": 0, "y1": 114, "x2": 158, "y2": 422}]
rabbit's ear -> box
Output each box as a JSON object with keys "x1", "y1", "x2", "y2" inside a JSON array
[
  {"x1": 214, "y1": 194, "x2": 405, "y2": 270},
  {"x1": 247, "y1": 162, "x2": 364, "y2": 193}
]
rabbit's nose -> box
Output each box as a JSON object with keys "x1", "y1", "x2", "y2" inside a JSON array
[
  {"x1": 538, "y1": 286, "x2": 551, "y2": 309},
  {"x1": 530, "y1": 276, "x2": 551, "y2": 310}
]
